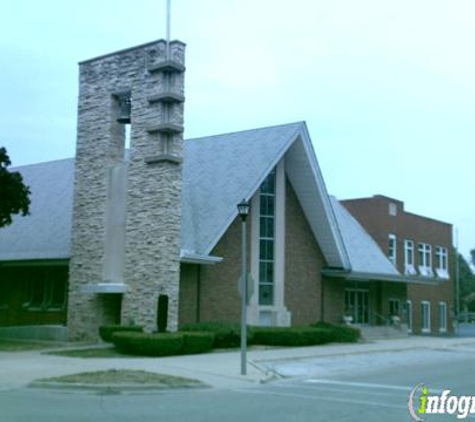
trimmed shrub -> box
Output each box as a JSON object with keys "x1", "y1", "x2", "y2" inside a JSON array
[
  {"x1": 180, "y1": 322, "x2": 251, "y2": 348},
  {"x1": 112, "y1": 332, "x2": 184, "y2": 357},
  {"x1": 311, "y1": 321, "x2": 360, "y2": 343},
  {"x1": 251, "y1": 327, "x2": 334, "y2": 347},
  {"x1": 181, "y1": 332, "x2": 215, "y2": 354},
  {"x1": 99, "y1": 325, "x2": 143, "y2": 343}
]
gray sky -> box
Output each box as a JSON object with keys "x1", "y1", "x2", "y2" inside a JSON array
[{"x1": 1, "y1": 0, "x2": 474, "y2": 258}]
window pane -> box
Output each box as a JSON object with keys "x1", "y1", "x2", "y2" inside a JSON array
[
  {"x1": 49, "y1": 279, "x2": 66, "y2": 309},
  {"x1": 260, "y1": 217, "x2": 274, "y2": 238},
  {"x1": 259, "y1": 262, "x2": 274, "y2": 283},
  {"x1": 259, "y1": 284, "x2": 274, "y2": 305},
  {"x1": 260, "y1": 171, "x2": 276, "y2": 194},
  {"x1": 28, "y1": 280, "x2": 46, "y2": 308},
  {"x1": 259, "y1": 240, "x2": 274, "y2": 260},
  {"x1": 260, "y1": 195, "x2": 275, "y2": 216}
]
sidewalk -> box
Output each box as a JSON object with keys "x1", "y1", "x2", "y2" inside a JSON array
[{"x1": 1, "y1": 336, "x2": 474, "y2": 391}]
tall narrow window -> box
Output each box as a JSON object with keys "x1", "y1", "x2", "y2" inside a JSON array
[
  {"x1": 406, "y1": 300, "x2": 413, "y2": 333},
  {"x1": 388, "y1": 234, "x2": 397, "y2": 267},
  {"x1": 421, "y1": 301, "x2": 431, "y2": 333},
  {"x1": 389, "y1": 298, "x2": 400, "y2": 316},
  {"x1": 418, "y1": 243, "x2": 433, "y2": 277},
  {"x1": 404, "y1": 239, "x2": 415, "y2": 275},
  {"x1": 435, "y1": 246, "x2": 449, "y2": 279},
  {"x1": 259, "y1": 168, "x2": 276, "y2": 306},
  {"x1": 439, "y1": 301, "x2": 447, "y2": 333}
]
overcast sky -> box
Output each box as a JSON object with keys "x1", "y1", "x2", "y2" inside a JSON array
[{"x1": 1, "y1": 0, "x2": 474, "y2": 258}]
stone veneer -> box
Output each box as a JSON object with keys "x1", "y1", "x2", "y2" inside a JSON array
[{"x1": 68, "y1": 40, "x2": 185, "y2": 340}]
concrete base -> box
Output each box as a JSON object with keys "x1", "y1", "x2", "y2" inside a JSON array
[{"x1": 0, "y1": 325, "x2": 69, "y2": 342}]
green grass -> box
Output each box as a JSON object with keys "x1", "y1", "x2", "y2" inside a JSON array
[
  {"x1": 37, "y1": 369, "x2": 204, "y2": 388},
  {"x1": 0, "y1": 338, "x2": 66, "y2": 352},
  {"x1": 45, "y1": 346, "x2": 132, "y2": 358}
]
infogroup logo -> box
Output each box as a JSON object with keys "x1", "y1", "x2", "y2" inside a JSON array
[{"x1": 408, "y1": 384, "x2": 475, "y2": 420}]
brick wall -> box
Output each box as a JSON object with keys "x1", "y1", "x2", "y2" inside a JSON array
[
  {"x1": 285, "y1": 179, "x2": 326, "y2": 325},
  {"x1": 198, "y1": 216, "x2": 246, "y2": 323},
  {"x1": 342, "y1": 195, "x2": 454, "y2": 334},
  {"x1": 178, "y1": 263, "x2": 199, "y2": 326},
  {"x1": 322, "y1": 277, "x2": 345, "y2": 323}
]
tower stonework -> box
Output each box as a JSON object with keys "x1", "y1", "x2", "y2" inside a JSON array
[{"x1": 68, "y1": 40, "x2": 186, "y2": 340}]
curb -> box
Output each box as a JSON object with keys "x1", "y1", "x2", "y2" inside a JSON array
[
  {"x1": 251, "y1": 339, "x2": 475, "y2": 366},
  {"x1": 247, "y1": 359, "x2": 283, "y2": 384},
  {"x1": 28, "y1": 380, "x2": 209, "y2": 393}
]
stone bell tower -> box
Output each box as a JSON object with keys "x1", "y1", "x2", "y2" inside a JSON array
[{"x1": 68, "y1": 40, "x2": 186, "y2": 340}]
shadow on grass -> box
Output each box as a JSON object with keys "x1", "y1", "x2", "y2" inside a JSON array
[
  {"x1": 45, "y1": 346, "x2": 135, "y2": 358},
  {"x1": 0, "y1": 339, "x2": 67, "y2": 352}
]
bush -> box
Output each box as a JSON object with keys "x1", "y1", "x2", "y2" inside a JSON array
[
  {"x1": 311, "y1": 321, "x2": 360, "y2": 343},
  {"x1": 99, "y1": 325, "x2": 143, "y2": 343},
  {"x1": 251, "y1": 327, "x2": 334, "y2": 347},
  {"x1": 112, "y1": 332, "x2": 184, "y2": 357},
  {"x1": 181, "y1": 332, "x2": 215, "y2": 354},
  {"x1": 180, "y1": 322, "x2": 251, "y2": 348}
]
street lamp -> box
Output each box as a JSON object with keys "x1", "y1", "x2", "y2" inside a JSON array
[{"x1": 237, "y1": 198, "x2": 250, "y2": 376}]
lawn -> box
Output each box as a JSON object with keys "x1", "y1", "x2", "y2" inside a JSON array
[
  {"x1": 0, "y1": 338, "x2": 66, "y2": 352},
  {"x1": 45, "y1": 346, "x2": 132, "y2": 358}
]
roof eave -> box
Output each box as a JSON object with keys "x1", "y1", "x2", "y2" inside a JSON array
[
  {"x1": 322, "y1": 269, "x2": 447, "y2": 285},
  {"x1": 180, "y1": 251, "x2": 223, "y2": 265}
]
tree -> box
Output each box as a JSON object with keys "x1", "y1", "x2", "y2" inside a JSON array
[{"x1": 0, "y1": 147, "x2": 30, "y2": 228}]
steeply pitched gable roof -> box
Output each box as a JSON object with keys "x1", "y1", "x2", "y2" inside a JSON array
[
  {"x1": 0, "y1": 122, "x2": 397, "y2": 279},
  {"x1": 181, "y1": 122, "x2": 303, "y2": 256}
]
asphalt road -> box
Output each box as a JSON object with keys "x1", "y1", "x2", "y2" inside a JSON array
[{"x1": 2, "y1": 343, "x2": 475, "y2": 421}]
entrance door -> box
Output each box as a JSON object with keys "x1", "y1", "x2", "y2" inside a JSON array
[{"x1": 345, "y1": 289, "x2": 369, "y2": 324}]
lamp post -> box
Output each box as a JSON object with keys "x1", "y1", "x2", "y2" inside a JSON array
[{"x1": 237, "y1": 199, "x2": 250, "y2": 376}]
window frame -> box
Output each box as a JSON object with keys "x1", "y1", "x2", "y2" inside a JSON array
[
  {"x1": 258, "y1": 168, "x2": 276, "y2": 306},
  {"x1": 406, "y1": 300, "x2": 413, "y2": 333},
  {"x1": 389, "y1": 298, "x2": 400, "y2": 316},
  {"x1": 438, "y1": 301, "x2": 447, "y2": 333},
  {"x1": 404, "y1": 239, "x2": 416, "y2": 275},
  {"x1": 418, "y1": 243, "x2": 433, "y2": 277},
  {"x1": 388, "y1": 234, "x2": 397, "y2": 267},
  {"x1": 421, "y1": 300, "x2": 431, "y2": 333},
  {"x1": 435, "y1": 246, "x2": 449, "y2": 279}
]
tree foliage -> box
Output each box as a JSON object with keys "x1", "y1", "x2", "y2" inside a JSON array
[{"x1": 0, "y1": 147, "x2": 31, "y2": 228}]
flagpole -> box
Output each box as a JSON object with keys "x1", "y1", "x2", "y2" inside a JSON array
[{"x1": 166, "y1": 0, "x2": 171, "y2": 60}]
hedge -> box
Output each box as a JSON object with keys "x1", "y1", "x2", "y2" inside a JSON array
[
  {"x1": 181, "y1": 332, "x2": 215, "y2": 354},
  {"x1": 112, "y1": 332, "x2": 183, "y2": 357},
  {"x1": 310, "y1": 321, "x2": 360, "y2": 343},
  {"x1": 251, "y1": 327, "x2": 334, "y2": 347},
  {"x1": 180, "y1": 322, "x2": 251, "y2": 348},
  {"x1": 99, "y1": 325, "x2": 143, "y2": 343}
]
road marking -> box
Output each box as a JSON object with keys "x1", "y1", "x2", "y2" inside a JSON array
[
  {"x1": 305, "y1": 379, "x2": 447, "y2": 394},
  {"x1": 231, "y1": 387, "x2": 407, "y2": 410},
  {"x1": 305, "y1": 379, "x2": 412, "y2": 391},
  {"x1": 276, "y1": 384, "x2": 407, "y2": 399}
]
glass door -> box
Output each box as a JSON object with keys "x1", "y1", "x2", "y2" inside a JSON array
[{"x1": 345, "y1": 289, "x2": 369, "y2": 324}]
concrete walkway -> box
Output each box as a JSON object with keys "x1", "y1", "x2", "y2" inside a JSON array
[{"x1": 1, "y1": 336, "x2": 474, "y2": 391}]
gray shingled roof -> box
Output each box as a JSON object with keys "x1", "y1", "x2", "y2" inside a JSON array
[
  {"x1": 0, "y1": 158, "x2": 74, "y2": 260},
  {"x1": 329, "y1": 196, "x2": 400, "y2": 276},
  {"x1": 0, "y1": 122, "x2": 397, "y2": 279},
  {"x1": 181, "y1": 122, "x2": 303, "y2": 255}
]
